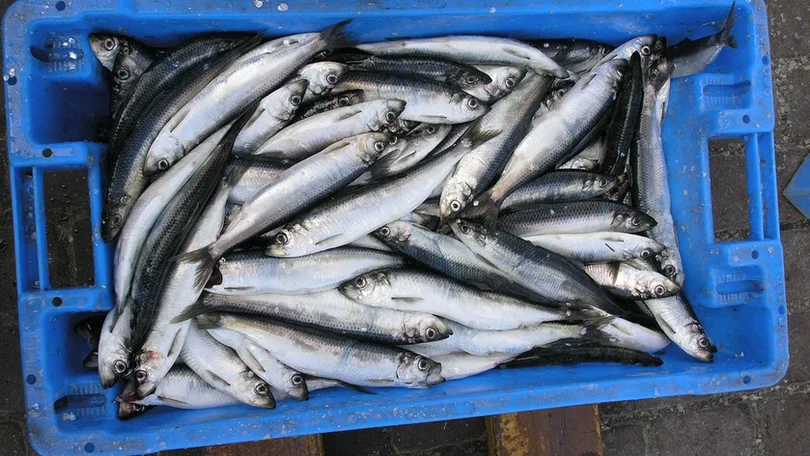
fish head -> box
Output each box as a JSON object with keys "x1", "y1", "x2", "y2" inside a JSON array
[
  {"x1": 132, "y1": 349, "x2": 171, "y2": 397},
  {"x1": 272, "y1": 79, "x2": 309, "y2": 121},
  {"x1": 387, "y1": 118, "x2": 419, "y2": 135},
  {"x1": 446, "y1": 67, "x2": 492, "y2": 91},
  {"x1": 370, "y1": 99, "x2": 407, "y2": 131},
  {"x1": 649, "y1": 41, "x2": 672, "y2": 92},
  {"x1": 396, "y1": 352, "x2": 445, "y2": 387},
  {"x1": 102, "y1": 193, "x2": 133, "y2": 240},
  {"x1": 340, "y1": 271, "x2": 392, "y2": 304},
  {"x1": 265, "y1": 225, "x2": 309, "y2": 257},
  {"x1": 629, "y1": 239, "x2": 666, "y2": 261},
  {"x1": 374, "y1": 220, "x2": 414, "y2": 245},
  {"x1": 403, "y1": 315, "x2": 453, "y2": 343},
  {"x1": 449, "y1": 219, "x2": 489, "y2": 248},
  {"x1": 358, "y1": 131, "x2": 396, "y2": 164},
  {"x1": 282, "y1": 372, "x2": 309, "y2": 401},
  {"x1": 234, "y1": 370, "x2": 276, "y2": 408},
  {"x1": 657, "y1": 248, "x2": 685, "y2": 287},
  {"x1": 448, "y1": 93, "x2": 490, "y2": 123},
  {"x1": 144, "y1": 135, "x2": 184, "y2": 176},
  {"x1": 670, "y1": 321, "x2": 716, "y2": 363},
  {"x1": 334, "y1": 89, "x2": 364, "y2": 109},
  {"x1": 594, "y1": 58, "x2": 628, "y2": 91},
  {"x1": 89, "y1": 35, "x2": 121, "y2": 72},
  {"x1": 439, "y1": 179, "x2": 473, "y2": 219},
  {"x1": 112, "y1": 53, "x2": 141, "y2": 87},
  {"x1": 587, "y1": 174, "x2": 619, "y2": 193},
  {"x1": 603, "y1": 35, "x2": 656, "y2": 64},
  {"x1": 489, "y1": 66, "x2": 527, "y2": 98},
  {"x1": 98, "y1": 309, "x2": 132, "y2": 388},
  {"x1": 631, "y1": 270, "x2": 680, "y2": 299},
  {"x1": 409, "y1": 123, "x2": 452, "y2": 143},
  {"x1": 299, "y1": 61, "x2": 347, "y2": 95},
  {"x1": 612, "y1": 208, "x2": 656, "y2": 233}
]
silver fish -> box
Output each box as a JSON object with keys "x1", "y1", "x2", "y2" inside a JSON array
[
  {"x1": 497, "y1": 201, "x2": 657, "y2": 237},
  {"x1": 231, "y1": 79, "x2": 309, "y2": 155},
  {"x1": 225, "y1": 158, "x2": 289, "y2": 205},
  {"x1": 583, "y1": 263, "x2": 680, "y2": 299},
  {"x1": 596, "y1": 316, "x2": 671, "y2": 353},
  {"x1": 433, "y1": 353, "x2": 516, "y2": 380},
  {"x1": 179, "y1": 321, "x2": 274, "y2": 408},
  {"x1": 110, "y1": 38, "x2": 157, "y2": 114},
  {"x1": 464, "y1": 65, "x2": 528, "y2": 103},
  {"x1": 522, "y1": 232, "x2": 666, "y2": 264},
  {"x1": 265, "y1": 141, "x2": 469, "y2": 258},
  {"x1": 596, "y1": 35, "x2": 657, "y2": 66},
  {"x1": 207, "y1": 247, "x2": 404, "y2": 296},
  {"x1": 207, "y1": 328, "x2": 308, "y2": 400},
  {"x1": 131, "y1": 179, "x2": 231, "y2": 397},
  {"x1": 644, "y1": 294, "x2": 715, "y2": 361},
  {"x1": 340, "y1": 268, "x2": 587, "y2": 331},
  {"x1": 533, "y1": 38, "x2": 613, "y2": 75},
  {"x1": 360, "y1": 123, "x2": 453, "y2": 182},
  {"x1": 98, "y1": 302, "x2": 133, "y2": 388},
  {"x1": 669, "y1": 3, "x2": 737, "y2": 78},
  {"x1": 176, "y1": 289, "x2": 452, "y2": 345},
  {"x1": 356, "y1": 36, "x2": 568, "y2": 78},
  {"x1": 250, "y1": 100, "x2": 404, "y2": 161},
  {"x1": 558, "y1": 136, "x2": 607, "y2": 171},
  {"x1": 180, "y1": 132, "x2": 392, "y2": 288},
  {"x1": 348, "y1": 234, "x2": 395, "y2": 252},
  {"x1": 125, "y1": 365, "x2": 241, "y2": 410},
  {"x1": 196, "y1": 312, "x2": 445, "y2": 388},
  {"x1": 145, "y1": 22, "x2": 351, "y2": 174},
  {"x1": 295, "y1": 61, "x2": 348, "y2": 103},
  {"x1": 500, "y1": 171, "x2": 618, "y2": 211},
  {"x1": 89, "y1": 34, "x2": 122, "y2": 72}
]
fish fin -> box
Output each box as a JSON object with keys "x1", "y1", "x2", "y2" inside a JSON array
[
  {"x1": 170, "y1": 302, "x2": 208, "y2": 324},
  {"x1": 720, "y1": 1, "x2": 738, "y2": 49},
  {"x1": 501, "y1": 46, "x2": 531, "y2": 61},
  {"x1": 391, "y1": 297, "x2": 424, "y2": 303},
  {"x1": 166, "y1": 329, "x2": 186, "y2": 358},
  {"x1": 83, "y1": 351, "x2": 99, "y2": 370},
  {"x1": 465, "y1": 123, "x2": 503, "y2": 149},
  {"x1": 458, "y1": 191, "x2": 501, "y2": 230},
  {"x1": 204, "y1": 369, "x2": 232, "y2": 389},
  {"x1": 193, "y1": 313, "x2": 224, "y2": 330},
  {"x1": 418, "y1": 114, "x2": 450, "y2": 122},
  {"x1": 239, "y1": 345, "x2": 266, "y2": 375},
  {"x1": 174, "y1": 247, "x2": 217, "y2": 291},
  {"x1": 580, "y1": 316, "x2": 619, "y2": 342},
  {"x1": 156, "y1": 396, "x2": 191, "y2": 407},
  {"x1": 321, "y1": 20, "x2": 355, "y2": 49},
  {"x1": 652, "y1": 312, "x2": 676, "y2": 337},
  {"x1": 334, "y1": 381, "x2": 375, "y2": 394},
  {"x1": 335, "y1": 109, "x2": 364, "y2": 122}
]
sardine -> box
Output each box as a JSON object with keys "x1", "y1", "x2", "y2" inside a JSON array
[
  {"x1": 232, "y1": 79, "x2": 310, "y2": 155},
  {"x1": 497, "y1": 201, "x2": 657, "y2": 237},
  {"x1": 532, "y1": 38, "x2": 613, "y2": 75},
  {"x1": 433, "y1": 353, "x2": 516, "y2": 380},
  {"x1": 98, "y1": 303, "x2": 134, "y2": 388},
  {"x1": 522, "y1": 232, "x2": 666, "y2": 264},
  {"x1": 464, "y1": 66, "x2": 527, "y2": 103},
  {"x1": 603, "y1": 52, "x2": 643, "y2": 176},
  {"x1": 644, "y1": 294, "x2": 715, "y2": 362},
  {"x1": 124, "y1": 365, "x2": 241, "y2": 410},
  {"x1": 359, "y1": 123, "x2": 453, "y2": 182},
  {"x1": 292, "y1": 89, "x2": 365, "y2": 122},
  {"x1": 500, "y1": 171, "x2": 618, "y2": 212},
  {"x1": 596, "y1": 35, "x2": 657, "y2": 66},
  {"x1": 110, "y1": 38, "x2": 157, "y2": 115},
  {"x1": 89, "y1": 35, "x2": 123, "y2": 72},
  {"x1": 295, "y1": 61, "x2": 347, "y2": 103},
  {"x1": 583, "y1": 262, "x2": 680, "y2": 299},
  {"x1": 669, "y1": 3, "x2": 737, "y2": 78}
]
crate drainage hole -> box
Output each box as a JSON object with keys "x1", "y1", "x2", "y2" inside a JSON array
[
  {"x1": 762, "y1": 56, "x2": 770, "y2": 65},
  {"x1": 751, "y1": 250, "x2": 759, "y2": 259},
  {"x1": 42, "y1": 148, "x2": 53, "y2": 158},
  {"x1": 6, "y1": 76, "x2": 16, "y2": 86},
  {"x1": 742, "y1": 115, "x2": 750, "y2": 124},
  {"x1": 52, "y1": 296, "x2": 62, "y2": 306},
  {"x1": 743, "y1": 375, "x2": 752, "y2": 384},
  {"x1": 26, "y1": 375, "x2": 36, "y2": 385},
  {"x1": 55, "y1": 1, "x2": 66, "y2": 11},
  {"x1": 779, "y1": 306, "x2": 786, "y2": 315},
  {"x1": 84, "y1": 442, "x2": 95, "y2": 453}
]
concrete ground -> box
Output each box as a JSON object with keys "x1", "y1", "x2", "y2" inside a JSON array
[{"x1": 0, "y1": 0, "x2": 808, "y2": 454}]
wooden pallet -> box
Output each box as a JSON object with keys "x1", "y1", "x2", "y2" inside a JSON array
[{"x1": 201, "y1": 405, "x2": 602, "y2": 456}]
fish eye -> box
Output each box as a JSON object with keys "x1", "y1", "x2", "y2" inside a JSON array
[
  {"x1": 291, "y1": 374, "x2": 304, "y2": 386},
  {"x1": 116, "y1": 68, "x2": 130, "y2": 81},
  {"x1": 378, "y1": 226, "x2": 391, "y2": 238},
  {"x1": 114, "y1": 360, "x2": 129, "y2": 375},
  {"x1": 654, "y1": 285, "x2": 666, "y2": 296},
  {"x1": 556, "y1": 89, "x2": 566, "y2": 98},
  {"x1": 466, "y1": 97, "x2": 480, "y2": 110},
  {"x1": 275, "y1": 232, "x2": 289, "y2": 246},
  {"x1": 426, "y1": 125, "x2": 437, "y2": 134},
  {"x1": 663, "y1": 265, "x2": 676, "y2": 276},
  {"x1": 450, "y1": 200, "x2": 462, "y2": 212},
  {"x1": 425, "y1": 327, "x2": 437, "y2": 340},
  {"x1": 389, "y1": 136, "x2": 398, "y2": 145},
  {"x1": 132, "y1": 404, "x2": 144, "y2": 412},
  {"x1": 598, "y1": 177, "x2": 608, "y2": 188},
  {"x1": 640, "y1": 45, "x2": 652, "y2": 56},
  {"x1": 338, "y1": 96, "x2": 350, "y2": 106},
  {"x1": 326, "y1": 73, "x2": 339, "y2": 85},
  {"x1": 111, "y1": 214, "x2": 123, "y2": 227},
  {"x1": 698, "y1": 337, "x2": 710, "y2": 349},
  {"x1": 157, "y1": 159, "x2": 171, "y2": 171},
  {"x1": 384, "y1": 111, "x2": 397, "y2": 123},
  {"x1": 640, "y1": 249, "x2": 652, "y2": 259},
  {"x1": 458, "y1": 222, "x2": 470, "y2": 235},
  {"x1": 290, "y1": 95, "x2": 302, "y2": 106},
  {"x1": 255, "y1": 382, "x2": 269, "y2": 396},
  {"x1": 354, "y1": 276, "x2": 368, "y2": 289},
  {"x1": 504, "y1": 77, "x2": 517, "y2": 89},
  {"x1": 134, "y1": 369, "x2": 147, "y2": 383},
  {"x1": 103, "y1": 38, "x2": 117, "y2": 51},
  {"x1": 630, "y1": 215, "x2": 643, "y2": 226},
  {"x1": 466, "y1": 74, "x2": 478, "y2": 84},
  {"x1": 417, "y1": 358, "x2": 430, "y2": 371},
  {"x1": 374, "y1": 141, "x2": 386, "y2": 152}
]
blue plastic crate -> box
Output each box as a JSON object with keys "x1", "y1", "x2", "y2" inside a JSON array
[{"x1": 2, "y1": 0, "x2": 786, "y2": 454}]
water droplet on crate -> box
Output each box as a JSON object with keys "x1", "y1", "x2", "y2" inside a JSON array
[{"x1": 277, "y1": 2, "x2": 288, "y2": 11}]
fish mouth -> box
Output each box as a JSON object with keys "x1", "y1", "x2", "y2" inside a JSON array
[
  {"x1": 426, "y1": 364, "x2": 445, "y2": 386},
  {"x1": 137, "y1": 382, "x2": 157, "y2": 398}
]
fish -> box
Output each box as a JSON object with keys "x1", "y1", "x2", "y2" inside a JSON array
[
  {"x1": 110, "y1": 38, "x2": 157, "y2": 115},
  {"x1": 406, "y1": 318, "x2": 609, "y2": 357},
  {"x1": 123, "y1": 365, "x2": 242, "y2": 410},
  {"x1": 521, "y1": 232, "x2": 666, "y2": 264},
  {"x1": 497, "y1": 201, "x2": 657, "y2": 237},
  {"x1": 433, "y1": 353, "x2": 516, "y2": 380},
  {"x1": 196, "y1": 312, "x2": 445, "y2": 388},
  {"x1": 231, "y1": 79, "x2": 310, "y2": 155},
  {"x1": 356, "y1": 36, "x2": 568, "y2": 78},
  {"x1": 464, "y1": 59, "x2": 627, "y2": 227},
  {"x1": 332, "y1": 71, "x2": 489, "y2": 124},
  {"x1": 430, "y1": 123, "x2": 471, "y2": 156},
  {"x1": 178, "y1": 322, "x2": 275, "y2": 408},
  {"x1": 207, "y1": 328, "x2": 309, "y2": 400},
  {"x1": 373, "y1": 220, "x2": 542, "y2": 300},
  {"x1": 206, "y1": 247, "x2": 404, "y2": 296},
  {"x1": 98, "y1": 303, "x2": 134, "y2": 388},
  {"x1": 265, "y1": 140, "x2": 471, "y2": 258},
  {"x1": 340, "y1": 268, "x2": 592, "y2": 331},
  {"x1": 500, "y1": 171, "x2": 619, "y2": 212},
  {"x1": 114, "y1": 127, "x2": 227, "y2": 313},
  {"x1": 347, "y1": 234, "x2": 395, "y2": 252},
  {"x1": 603, "y1": 52, "x2": 644, "y2": 176},
  {"x1": 464, "y1": 65, "x2": 528, "y2": 103},
  {"x1": 130, "y1": 177, "x2": 231, "y2": 398},
  {"x1": 90, "y1": 34, "x2": 123, "y2": 72},
  {"x1": 596, "y1": 35, "x2": 657, "y2": 66},
  {"x1": 558, "y1": 136, "x2": 607, "y2": 171},
  {"x1": 531, "y1": 82, "x2": 573, "y2": 122},
  {"x1": 292, "y1": 89, "x2": 365, "y2": 122},
  {"x1": 102, "y1": 35, "x2": 261, "y2": 241},
  {"x1": 295, "y1": 61, "x2": 347, "y2": 103},
  {"x1": 596, "y1": 316, "x2": 671, "y2": 353},
  {"x1": 500, "y1": 341, "x2": 663, "y2": 368},
  {"x1": 450, "y1": 220, "x2": 626, "y2": 315},
  {"x1": 440, "y1": 73, "x2": 554, "y2": 218},
  {"x1": 175, "y1": 289, "x2": 452, "y2": 345},
  {"x1": 144, "y1": 22, "x2": 353, "y2": 175},
  {"x1": 329, "y1": 49, "x2": 492, "y2": 91},
  {"x1": 225, "y1": 157, "x2": 289, "y2": 205},
  {"x1": 358, "y1": 123, "x2": 453, "y2": 182},
  {"x1": 249, "y1": 100, "x2": 404, "y2": 161},
  {"x1": 669, "y1": 3, "x2": 737, "y2": 78},
  {"x1": 644, "y1": 294, "x2": 716, "y2": 362},
  {"x1": 583, "y1": 262, "x2": 680, "y2": 299},
  {"x1": 532, "y1": 38, "x2": 614, "y2": 75},
  {"x1": 179, "y1": 132, "x2": 393, "y2": 287}
]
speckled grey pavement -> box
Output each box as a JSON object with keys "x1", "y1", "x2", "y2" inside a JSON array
[{"x1": 1, "y1": 1, "x2": 808, "y2": 455}]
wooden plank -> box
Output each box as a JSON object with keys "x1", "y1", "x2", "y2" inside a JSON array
[
  {"x1": 203, "y1": 434, "x2": 324, "y2": 456},
  {"x1": 486, "y1": 405, "x2": 603, "y2": 456}
]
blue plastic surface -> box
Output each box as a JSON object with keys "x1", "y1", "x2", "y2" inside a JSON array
[{"x1": 2, "y1": 0, "x2": 786, "y2": 454}]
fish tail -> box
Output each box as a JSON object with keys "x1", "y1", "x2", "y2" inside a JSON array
[
  {"x1": 321, "y1": 20, "x2": 355, "y2": 49},
  {"x1": 170, "y1": 302, "x2": 208, "y2": 324},
  {"x1": 720, "y1": 2, "x2": 738, "y2": 49},
  {"x1": 460, "y1": 191, "x2": 501, "y2": 231},
  {"x1": 192, "y1": 312, "x2": 224, "y2": 330},
  {"x1": 580, "y1": 316, "x2": 619, "y2": 342},
  {"x1": 174, "y1": 246, "x2": 217, "y2": 291}
]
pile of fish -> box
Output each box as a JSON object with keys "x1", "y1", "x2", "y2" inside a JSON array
[{"x1": 81, "y1": 6, "x2": 736, "y2": 418}]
